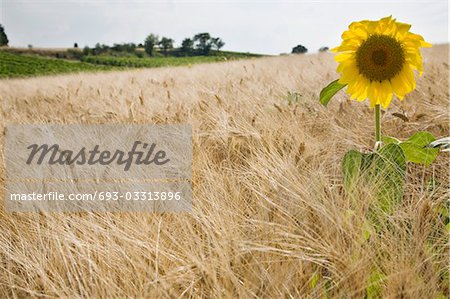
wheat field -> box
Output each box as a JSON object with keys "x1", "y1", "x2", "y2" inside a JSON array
[{"x1": 0, "y1": 45, "x2": 448, "y2": 298}]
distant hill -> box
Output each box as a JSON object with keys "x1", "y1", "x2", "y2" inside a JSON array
[{"x1": 0, "y1": 48, "x2": 264, "y2": 78}]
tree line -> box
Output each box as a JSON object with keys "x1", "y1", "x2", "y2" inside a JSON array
[
  {"x1": 0, "y1": 24, "x2": 225, "y2": 58},
  {"x1": 79, "y1": 32, "x2": 225, "y2": 57},
  {"x1": 144, "y1": 32, "x2": 224, "y2": 56},
  {"x1": 0, "y1": 24, "x2": 329, "y2": 56},
  {"x1": 291, "y1": 45, "x2": 329, "y2": 54}
]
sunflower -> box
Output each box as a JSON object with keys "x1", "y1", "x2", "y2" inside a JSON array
[{"x1": 332, "y1": 16, "x2": 431, "y2": 108}]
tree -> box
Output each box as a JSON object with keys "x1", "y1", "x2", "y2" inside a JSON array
[
  {"x1": 211, "y1": 37, "x2": 225, "y2": 52},
  {"x1": 292, "y1": 44, "x2": 308, "y2": 54},
  {"x1": 92, "y1": 43, "x2": 109, "y2": 55},
  {"x1": 93, "y1": 43, "x2": 102, "y2": 55},
  {"x1": 0, "y1": 24, "x2": 9, "y2": 46},
  {"x1": 111, "y1": 43, "x2": 136, "y2": 53},
  {"x1": 159, "y1": 37, "x2": 174, "y2": 56},
  {"x1": 319, "y1": 46, "x2": 329, "y2": 52},
  {"x1": 83, "y1": 46, "x2": 90, "y2": 55},
  {"x1": 193, "y1": 32, "x2": 212, "y2": 55},
  {"x1": 180, "y1": 38, "x2": 194, "y2": 55},
  {"x1": 144, "y1": 34, "x2": 159, "y2": 56}
]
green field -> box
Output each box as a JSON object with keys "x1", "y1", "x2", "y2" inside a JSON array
[
  {"x1": 81, "y1": 55, "x2": 234, "y2": 68},
  {"x1": 0, "y1": 50, "x2": 262, "y2": 79},
  {"x1": 0, "y1": 51, "x2": 114, "y2": 78}
]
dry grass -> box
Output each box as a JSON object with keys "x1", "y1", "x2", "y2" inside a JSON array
[{"x1": 0, "y1": 45, "x2": 448, "y2": 298}]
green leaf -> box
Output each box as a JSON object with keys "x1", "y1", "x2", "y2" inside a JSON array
[
  {"x1": 319, "y1": 79, "x2": 346, "y2": 107},
  {"x1": 399, "y1": 132, "x2": 438, "y2": 166},
  {"x1": 360, "y1": 152, "x2": 375, "y2": 171},
  {"x1": 361, "y1": 221, "x2": 372, "y2": 241},
  {"x1": 310, "y1": 271, "x2": 320, "y2": 289},
  {"x1": 404, "y1": 131, "x2": 436, "y2": 147},
  {"x1": 342, "y1": 150, "x2": 363, "y2": 190},
  {"x1": 437, "y1": 293, "x2": 449, "y2": 299},
  {"x1": 400, "y1": 143, "x2": 439, "y2": 166},
  {"x1": 371, "y1": 144, "x2": 406, "y2": 213},
  {"x1": 366, "y1": 270, "x2": 385, "y2": 298},
  {"x1": 381, "y1": 136, "x2": 400, "y2": 145},
  {"x1": 378, "y1": 143, "x2": 406, "y2": 169},
  {"x1": 342, "y1": 145, "x2": 407, "y2": 222}
]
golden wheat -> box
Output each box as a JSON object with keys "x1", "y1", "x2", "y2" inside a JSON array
[{"x1": 0, "y1": 45, "x2": 448, "y2": 298}]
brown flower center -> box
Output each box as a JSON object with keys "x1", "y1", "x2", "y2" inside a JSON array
[{"x1": 356, "y1": 34, "x2": 405, "y2": 82}]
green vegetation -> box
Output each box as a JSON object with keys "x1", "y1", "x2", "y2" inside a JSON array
[
  {"x1": 81, "y1": 55, "x2": 226, "y2": 68},
  {"x1": 159, "y1": 37, "x2": 174, "y2": 56},
  {"x1": 0, "y1": 51, "x2": 114, "y2": 78},
  {"x1": 81, "y1": 51, "x2": 260, "y2": 68},
  {"x1": 144, "y1": 34, "x2": 159, "y2": 56},
  {"x1": 0, "y1": 50, "x2": 261, "y2": 78},
  {"x1": 292, "y1": 44, "x2": 308, "y2": 54},
  {"x1": 84, "y1": 32, "x2": 233, "y2": 58},
  {"x1": 0, "y1": 24, "x2": 8, "y2": 46},
  {"x1": 181, "y1": 38, "x2": 194, "y2": 55},
  {"x1": 0, "y1": 24, "x2": 264, "y2": 78}
]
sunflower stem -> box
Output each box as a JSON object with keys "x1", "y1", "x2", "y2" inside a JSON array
[{"x1": 375, "y1": 104, "x2": 381, "y2": 149}]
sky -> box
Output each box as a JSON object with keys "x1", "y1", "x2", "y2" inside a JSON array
[{"x1": 0, "y1": 0, "x2": 448, "y2": 54}]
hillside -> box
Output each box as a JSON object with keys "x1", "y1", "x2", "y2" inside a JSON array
[
  {"x1": 0, "y1": 48, "x2": 264, "y2": 78},
  {"x1": 0, "y1": 50, "x2": 113, "y2": 78}
]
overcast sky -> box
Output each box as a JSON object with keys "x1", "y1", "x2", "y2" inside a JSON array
[{"x1": 0, "y1": 0, "x2": 448, "y2": 54}]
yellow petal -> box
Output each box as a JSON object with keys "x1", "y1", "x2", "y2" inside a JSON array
[
  {"x1": 333, "y1": 40, "x2": 361, "y2": 52},
  {"x1": 330, "y1": 46, "x2": 340, "y2": 53},
  {"x1": 355, "y1": 77, "x2": 369, "y2": 101},
  {"x1": 405, "y1": 50, "x2": 423, "y2": 75},
  {"x1": 374, "y1": 16, "x2": 396, "y2": 35},
  {"x1": 395, "y1": 21, "x2": 412, "y2": 40},
  {"x1": 391, "y1": 66, "x2": 415, "y2": 99},
  {"x1": 421, "y1": 40, "x2": 432, "y2": 47},
  {"x1": 367, "y1": 81, "x2": 380, "y2": 107},
  {"x1": 347, "y1": 75, "x2": 369, "y2": 101},
  {"x1": 338, "y1": 63, "x2": 359, "y2": 84},
  {"x1": 404, "y1": 32, "x2": 431, "y2": 48},
  {"x1": 379, "y1": 80, "x2": 394, "y2": 108},
  {"x1": 334, "y1": 52, "x2": 354, "y2": 63},
  {"x1": 347, "y1": 79, "x2": 360, "y2": 100},
  {"x1": 404, "y1": 66, "x2": 416, "y2": 90},
  {"x1": 337, "y1": 60, "x2": 352, "y2": 73},
  {"x1": 345, "y1": 21, "x2": 370, "y2": 37}
]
